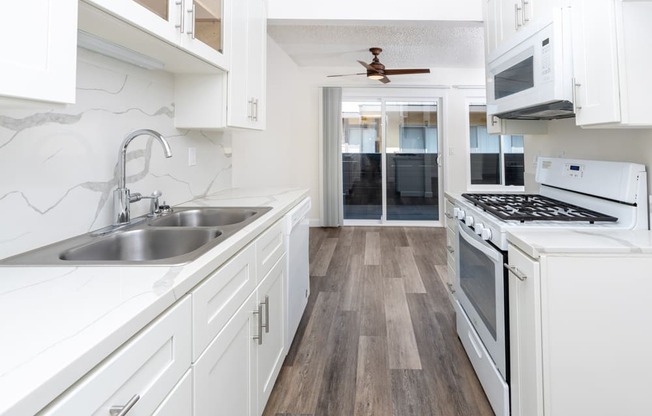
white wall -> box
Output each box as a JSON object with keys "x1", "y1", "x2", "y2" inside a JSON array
[
  {"x1": 0, "y1": 49, "x2": 231, "y2": 260},
  {"x1": 267, "y1": 0, "x2": 482, "y2": 21},
  {"x1": 232, "y1": 36, "x2": 485, "y2": 224},
  {"x1": 231, "y1": 37, "x2": 320, "y2": 222},
  {"x1": 524, "y1": 119, "x2": 652, "y2": 193}
]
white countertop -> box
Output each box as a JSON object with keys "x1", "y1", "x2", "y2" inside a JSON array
[
  {"x1": 507, "y1": 229, "x2": 652, "y2": 259},
  {"x1": 0, "y1": 187, "x2": 309, "y2": 416}
]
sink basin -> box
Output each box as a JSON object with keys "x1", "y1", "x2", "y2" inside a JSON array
[
  {"x1": 0, "y1": 205, "x2": 273, "y2": 266},
  {"x1": 59, "y1": 228, "x2": 223, "y2": 262},
  {"x1": 148, "y1": 207, "x2": 271, "y2": 227}
]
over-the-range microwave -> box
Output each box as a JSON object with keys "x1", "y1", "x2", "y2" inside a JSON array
[{"x1": 486, "y1": 8, "x2": 574, "y2": 120}]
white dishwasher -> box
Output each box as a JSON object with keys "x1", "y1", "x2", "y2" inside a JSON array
[{"x1": 284, "y1": 197, "x2": 311, "y2": 348}]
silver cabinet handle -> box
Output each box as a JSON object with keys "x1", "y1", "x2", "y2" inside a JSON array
[
  {"x1": 522, "y1": 0, "x2": 530, "y2": 22},
  {"x1": 515, "y1": 4, "x2": 522, "y2": 29},
  {"x1": 445, "y1": 212, "x2": 454, "y2": 219},
  {"x1": 253, "y1": 303, "x2": 263, "y2": 345},
  {"x1": 261, "y1": 295, "x2": 269, "y2": 333},
  {"x1": 446, "y1": 245, "x2": 455, "y2": 254},
  {"x1": 504, "y1": 263, "x2": 527, "y2": 281},
  {"x1": 572, "y1": 77, "x2": 582, "y2": 111},
  {"x1": 187, "y1": 2, "x2": 196, "y2": 37},
  {"x1": 109, "y1": 394, "x2": 140, "y2": 416},
  {"x1": 248, "y1": 98, "x2": 254, "y2": 120},
  {"x1": 253, "y1": 99, "x2": 259, "y2": 122},
  {"x1": 175, "y1": 0, "x2": 184, "y2": 33},
  {"x1": 447, "y1": 282, "x2": 456, "y2": 294}
]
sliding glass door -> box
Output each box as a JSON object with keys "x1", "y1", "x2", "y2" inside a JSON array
[{"x1": 341, "y1": 98, "x2": 441, "y2": 224}]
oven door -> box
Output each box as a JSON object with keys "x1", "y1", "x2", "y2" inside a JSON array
[{"x1": 456, "y1": 221, "x2": 508, "y2": 379}]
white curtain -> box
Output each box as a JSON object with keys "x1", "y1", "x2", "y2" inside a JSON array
[{"x1": 322, "y1": 87, "x2": 343, "y2": 227}]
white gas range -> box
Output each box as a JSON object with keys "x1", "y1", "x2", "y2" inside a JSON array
[
  {"x1": 451, "y1": 157, "x2": 648, "y2": 416},
  {"x1": 455, "y1": 157, "x2": 649, "y2": 251}
]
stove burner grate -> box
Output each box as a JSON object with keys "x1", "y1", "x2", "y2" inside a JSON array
[{"x1": 461, "y1": 193, "x2": 618, "y2": 223}]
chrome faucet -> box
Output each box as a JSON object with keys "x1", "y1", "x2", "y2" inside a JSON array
[{"x1": 113, "y1": 129, "x2": 172, "y2": 225}]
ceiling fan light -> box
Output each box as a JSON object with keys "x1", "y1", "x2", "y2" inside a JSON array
[{"x1": 368, "y1": 74, "x2": 384, "y2": 80}]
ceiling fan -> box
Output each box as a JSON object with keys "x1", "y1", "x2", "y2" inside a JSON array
[{"x1": 328, "y1": 47, "x2": 431, "y2": 84}]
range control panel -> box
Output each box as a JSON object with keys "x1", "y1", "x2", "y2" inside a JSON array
[{"x1": 564, "y1": 163, "x2": 585, "y2": 178}]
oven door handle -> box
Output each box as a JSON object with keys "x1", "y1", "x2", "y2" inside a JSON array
[{"x1": 457, "y1": 221, "x2": 503, "y2": 264}]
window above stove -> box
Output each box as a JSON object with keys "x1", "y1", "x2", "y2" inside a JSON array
[{"x1": 467, "y1": 104, "x2": 525, "y2": 192}]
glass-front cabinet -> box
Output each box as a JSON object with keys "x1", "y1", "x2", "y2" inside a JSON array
[{"x1": 79, "y1": 0, "x2": 228, "y2": 71}]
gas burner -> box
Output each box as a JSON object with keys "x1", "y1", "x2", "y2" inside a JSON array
[{"x1": 462, "y1": 193, "x2": 618, "y2": 223}]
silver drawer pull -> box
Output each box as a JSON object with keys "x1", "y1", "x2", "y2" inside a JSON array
[
  {"x1": 253, "y1": 303, "x2": 263, "y2": 345},
  {"x1": 504, "y1": 263, "x2": 527, "y2": 281},
  {"x1": 109, "y1": 394, "x2": 140, "y2": 416},
  {"x1": 261, "y1": 295, "x2": 270, "y2": 333},
  {"x1": 445, "y1": 213, "x2": 453, "y2": 219},
  {"x1": 446, "y1": 245, "x2": 455, "y2": 254}
]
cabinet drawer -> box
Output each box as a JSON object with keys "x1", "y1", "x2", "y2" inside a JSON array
[
  {"x1": 256, "y1": 220, "x2": 285, "y2": 283},
  {"x1": 192, "y1": 243, "x2": 256, "y2": 360},
  {"x1": 444, "y1": 198, "x2": 456, "y2": 230},
  {"x1": 41, "y1": 297, "x2": 191, "y2": 416}
]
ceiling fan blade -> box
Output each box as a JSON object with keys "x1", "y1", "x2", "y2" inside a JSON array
[
  {"x1": 379, "y1": 76, "x2": 391, "y2": 84},
  {"x1": 382, "y1": 68, "x2": 431, "y2": 75},
  {"x1": 357, "y1": 60, "x2": 375, "y2": 71},
  {"x1": 327, "y1": 73, "x2": 366, "y2": 77}
]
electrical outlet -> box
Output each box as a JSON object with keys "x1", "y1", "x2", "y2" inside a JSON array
[{"x1": 188, "y1": 147, "x2": 197, "y2": 166}]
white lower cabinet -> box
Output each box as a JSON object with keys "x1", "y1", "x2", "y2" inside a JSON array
[
  {"x1": 507, "y1": 245, "x2": 543, "y2": 416},
  {"x1": 193, "y1": 291, "x2": 258, "y2": 416},
  {"x1": 508, "y1": 244, "x2": 652, "y2": 416},
  {"x1": 152, "y1": 370, "x2": 193, "y2": 416},
  {"x1": 193, "y1": 254, "x2": 287, "y2": 416},
  {"x1": 39, "y1": 297, "x2": 192, "y2": 415},
  {"x1": 255, "y1": 255, "x2": 286, "y2": 413}
]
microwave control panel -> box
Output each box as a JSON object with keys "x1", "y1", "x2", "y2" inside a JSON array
[{"x1": 541, "y1": 37, "x2": 552, "y2": 82}]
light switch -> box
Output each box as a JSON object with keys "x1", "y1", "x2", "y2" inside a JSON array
[{"x1": 188, "y1": 147, "x2": 197, "y2": 166}]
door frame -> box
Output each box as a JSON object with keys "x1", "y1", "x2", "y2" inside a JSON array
[{"x1": 340, "y1": 87, "x2": 445, "y2": 227}]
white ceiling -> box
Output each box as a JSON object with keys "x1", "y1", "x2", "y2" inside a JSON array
[{"x1": 267, "y1": 20, "x2": 485, "y2": 71}]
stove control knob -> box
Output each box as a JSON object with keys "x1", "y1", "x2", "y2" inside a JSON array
[
  {"x1": 465, "y1": 216, "x2": 474, "y2": 226},
  {"x1": 481, "y1": 227, "x2": 492, "y2": 241},
  {"x1": 474, "y1": 223, "x2": 484, "y2": 235},
  {"x1": 456, "y1": 209, "x2": 466, "y2": 220}
]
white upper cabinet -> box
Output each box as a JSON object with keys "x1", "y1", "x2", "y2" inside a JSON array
[
  {"x1": 174, "y1": 0, "x2": 267, "y2": 130},
  {"x1": 0, "y1": 0, "x2": 77, "y2": 103},
  {"x1": 484, "y1": 0, "x2": 554, "y2": 57},
  {"x1": 227, "y1": 0, "x2": 267, "y2": 130},
  {"x1": 78, "y1": 0, "x2": 230, "y2": 72},
  {"x1": 572, "y1": 0, "x2": 652, "y2": 127}
]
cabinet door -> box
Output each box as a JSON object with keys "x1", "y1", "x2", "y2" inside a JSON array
[
  {"x1": 483, "y1": 0, "x2": 500, "y2": 56},
  {"x1": 194, "y1": 292, "x2": 257, "y2": 416},
  {"x1": 227, "y1": 0, "x2": 267, "y2": 130},
  {"x1": 152, "y1": 370, "x2": 193, "y2": 416},
  {"x1": 498, "y1": 0, "x2": 520, "y2": 44},
  {"x1": 571, "y1": 0, "x2": 621, "y2": 126},
  {"x1": 180, "y1": 0, "x2": 229, "y2": 70},
  {"x1": 256, "y1": 255, "x2": 287, "y2": 414},
  {"x1": 507, "y1": 245, "x2": 543, "y2": 416},
  {"x1": 0, "y1": 0, "x2": 77, "y2": 103}
]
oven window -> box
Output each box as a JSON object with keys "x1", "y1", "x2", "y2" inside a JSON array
[
  {"x1": 494, "y1": 56, "x2": 534, "y2": 99},
  {"x1": 459, "y1": 235, "x2": 497, "y2": 339}
]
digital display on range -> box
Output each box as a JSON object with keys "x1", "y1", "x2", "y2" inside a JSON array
[
  {"x1": 542, "y1": 38, "x2": 550, "y2": 47},
  {"x1": 570, "y1": 165, "x2": 580, "y2": 171}
]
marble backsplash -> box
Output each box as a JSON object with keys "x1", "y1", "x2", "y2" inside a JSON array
[{"x1": 0, "y1": 49, "x2": 232, "y2": 260}]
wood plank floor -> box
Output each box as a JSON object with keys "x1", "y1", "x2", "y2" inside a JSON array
[{"x1": 263, "y1": 227, "x2": 494, "y2": 416}]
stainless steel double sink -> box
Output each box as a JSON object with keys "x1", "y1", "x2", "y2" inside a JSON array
[{"x1": 1, "y1": 207, "x2": 272, "y2": 266}]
